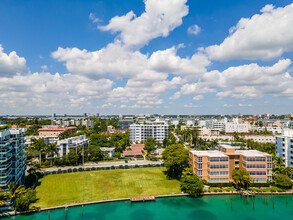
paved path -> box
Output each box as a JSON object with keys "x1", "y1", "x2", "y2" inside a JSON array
[{"x1": 42, "y1": 160, "x2": 164, "y2": 172}]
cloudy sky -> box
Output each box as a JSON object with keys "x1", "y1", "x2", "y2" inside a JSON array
[{"x1": 1, "y1": 0, "x2": 293, "y2": 115}]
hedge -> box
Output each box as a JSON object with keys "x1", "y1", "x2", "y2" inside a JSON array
[
  {"x1": 207, "y1": 182, "x2": 233, "y2": 187},
  {"x1": 250, "y1": 182, "x2": 270, "y2": 187}
]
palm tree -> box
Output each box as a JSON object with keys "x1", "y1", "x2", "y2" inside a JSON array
[
  {"x1": 45, "y1": 143, "x2": 58, "y2": 165},
  {"x1": 30, "y1": 138, "x2": 46, "y2": 165},
  {"x1": 8, "y1": 183, "x2": 26, "y2": 200}
]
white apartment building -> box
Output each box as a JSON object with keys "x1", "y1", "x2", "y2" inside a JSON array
[
  {"x1": 52, "y1": 119, "x2": 94, "y2": 128},
  {"x1": 57, "y1": 135, "x2": 89, "y2": 157},
  {"x1": 207, "y1": 118, "x2": 227, "y2": 131},
  {"x1": 129, "y1": 122, "x2": 169, "y2": 143},
  {"x1": 0, "y1": 128, "x2": 26, "y2": 188},
  {"x1": 252, "y1": 127, "x2": 283, "y2": 135},
  {"x1": 276, "y1": 129, "x2": 293, "y2": 167},
  {"x1": 225, "y1": 122, "x2": 249, "y2": 133}
]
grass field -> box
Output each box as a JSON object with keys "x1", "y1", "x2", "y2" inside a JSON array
[{"x1": 34, "y1": 167, "x2": 181, "y2": 208}]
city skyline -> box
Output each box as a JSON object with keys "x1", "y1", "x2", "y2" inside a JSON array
[{"x1": 1, "y1": 0, "x2": 293, "y2": 115}]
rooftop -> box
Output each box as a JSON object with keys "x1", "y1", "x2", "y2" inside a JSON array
[
  {"x1": 38, "y1": 127, "x2": 77, "y2": 131},
  {"x1": 235, "y1": 150, "x2": 270, "y2": 157},
  {"x1": 190, "y1": 150, "x2": 228, "y2": 158}
]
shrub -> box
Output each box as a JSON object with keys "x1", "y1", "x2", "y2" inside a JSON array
[{"x1": 274, "y1": 174, "x2": 293, "y2": 189}]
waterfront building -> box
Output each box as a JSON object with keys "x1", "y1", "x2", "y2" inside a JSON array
[
  {"x1": 0, "y1": 128, "x2": 26, "y2": 188},
  {"x1": 56, "y1": 135, "x2": 88, "y2": 157},
  {"x1": 275, "y1": 129, "x2": 293, "y2": 167},
  {"x1": 129, "y1": 122, "x2": 168, "y2": 143},
  {"x1": 190, "y1": 145, "x2": 272, "y2": 183}
]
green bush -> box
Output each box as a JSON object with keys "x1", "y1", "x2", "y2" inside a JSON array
[
  {"x1": 207, "y1": 182, "x2": 233, "y2": 187},
  {"x1": 274, "y1": 174, "x2": 293, "y2": 189},
  {"x1": 250, "y1": 182, "x2": 270, "y2": 187},
  {"x1": 15, "y1": 188, "x2": 37, "y2": 212}
]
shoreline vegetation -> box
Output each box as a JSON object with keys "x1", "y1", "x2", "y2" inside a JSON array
[{"x1": 2, "y1": 191, "x2": 293, "y2": 218}]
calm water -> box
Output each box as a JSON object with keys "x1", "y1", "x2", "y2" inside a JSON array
[{"x1": 6, "y1": 195, "x2": 293, "y2": 220}]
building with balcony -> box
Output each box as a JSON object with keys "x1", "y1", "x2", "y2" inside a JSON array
[
  {"x1": 0, "y1": 128, "x2": 26, "y2": 189},
  {"x1": 57, "y1": 135, "x2": 88, "y2": 157},
  {"x1": 119, "y1": 119, "x2": 135, "y2": 130},
  {"x1": 190, "y1": 145, "x2": 272, "y2": 183},
  {"x1": 275, "y1": 129, "x2": 293, "y2": 168},
  {"x1": 129, "y1": 122, "x2": 168, "y2": 143},
  {"x1": 38, "y1": 127, "x2": 77, "y2": 138}
]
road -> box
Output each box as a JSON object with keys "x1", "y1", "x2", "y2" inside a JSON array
[{"x1": 41, "y1": 160, "x2": 164, "y2": 172}]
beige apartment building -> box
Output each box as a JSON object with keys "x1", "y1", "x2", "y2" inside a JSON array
[
  {"x1": 190, "y1": 145, "x2": 272, "y2": 183},
  {"x1": 38, "y1": 127, "x2": 77, "y2": 138}
]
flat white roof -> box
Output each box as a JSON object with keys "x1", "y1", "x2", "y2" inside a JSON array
[
  {"x1": 235, "y1": 150, "x2": 270, "y2": 157},
  {"x1": 190, "y1": 150, "x2": 228, "y2": 157},
  {"x1": 219, "y1": 144, "x2": 235, "y2": 149}
]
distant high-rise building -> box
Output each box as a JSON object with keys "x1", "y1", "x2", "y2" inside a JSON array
[
  {"x1": 95, "y1": 113, "x2": 99, "y2": 117},
  {"x1": 52, "y1": 113, "x2": 56, "y2": 118},
  {"x1": 83, "y1": 113, "x2": 88, "y2": 117}
]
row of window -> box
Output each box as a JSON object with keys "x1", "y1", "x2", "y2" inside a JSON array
[
  {"x1": 249, "y1": 171, "x2": 266, "y2": 176},
  {"x1": 208, "y1": 165, "x2": 229, "y2": 169},
  {"x1": 243, "y1": 164, "x2": 266, "y2": 169},
  {"x1": 251, "y1": 178, "x2": 266, "y2": 183},
  {"x1": 243, "y1": 157, "x2": 266, "y2": 162},
  {"x1": 208, "y1": 157, "x2": 228, "y2": 162},
  {"x1": 208, "y1": 178, "x2": 229, "y2": 183},
  {"x1": 208, "y1": 171, "x2": 229, "y2": 176}
]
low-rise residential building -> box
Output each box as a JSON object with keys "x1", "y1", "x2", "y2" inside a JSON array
[
  {"x1": 199, "y1": 134, "x2": 275, "y2": 143},
  {"x1": 0, "y1": 128, "x2": 26, "y2": 188},
  {"x1": 129, "y1": 122, "x2": 168, "y2": 143},
  {"x1": 122, "y1": 144, "x2": 144, "y2": 158},
  {"x1": 225, "y1": 122, "x2": 249, "y2": 133},
  {"x1": 198, "y1": 128, "x2": 220, "y2": 136},
  {"x1": 275, "y1": 129, "x2": 293, "y2": 168},
  {"x1": 38, "y1": 127, "x2": 77, "y2": 138},
  {"x1": 101, "y1": 147, "x2": 115, "y2": 158},
  {"x1": 57, "y1": 135, "x2": 88, "y2": 157},
  {"x1": 190, "y1": 146, "x2": 272, "y2": 183}
]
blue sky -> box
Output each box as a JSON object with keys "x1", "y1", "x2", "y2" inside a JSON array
[{"x1": 0, "y1": 0, "x2": 293, "y2": 115}]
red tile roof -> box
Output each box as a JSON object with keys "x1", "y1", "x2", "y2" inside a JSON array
[
  {"x1": 38, "y1": 127, "x2": 77, "y2": 131},
  {"x1": 122, "y1": 144, "x2": 145, "y2": 156}
]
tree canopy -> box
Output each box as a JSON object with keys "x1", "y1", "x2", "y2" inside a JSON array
[
  {"x1": 232, "y1": 169, "x2": 252, "y2": 189},
  {"x1": 274, "y1": 174, "x2": 293, "y2": 189},
  {"x1": 162, "y1": 144, "x2": 189, "y2": 179},
  {"x1": 180, "y1": 169, "x2": 204, "y2": 197}
]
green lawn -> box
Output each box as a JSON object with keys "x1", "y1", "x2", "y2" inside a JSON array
[{"x1": 34, "y1": 167, "x2": 181, "y2": 208}]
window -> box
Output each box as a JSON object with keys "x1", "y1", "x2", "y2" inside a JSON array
[
  {"x1": 243, "y1": 157, "x2": 266, "y2": 162},
  {"x1": 208, "y1": 157, "x2": 228, "y2": 162},
  {"x1": 251, "y1": 178, "x2": 266, "y2": 183},
  {"x1": 267, "y1": 163, "x2": 272, "y2": 168},
  {"x1": 197, "y1": 164, "x2": 202, "y2": 169},
  {"x1": 197, "y1": 170, "x2": 202, "y2": 176},
  {"x1": 249, "y1": 171, "x2": 266, "y2": 176},
  {"x1": 208, "y1": 164, "x2": 228, "y2": 169},
  {"x1": 208, "y1": 171, "x2": 229, "y2": 176},
  {"x1": 197, "y1": 157, "x2": 202, "y2": 162},
  {"x1": 267, "y1": 157, "x2": 272, "y2": 162},
  {"x1": 245, "y1": 164, "x2": 266, "y2": 169},
  {"x1": 208, "y1": 178, "x2": 229, "y2": 183},
  {"x1": 268, "y1": 176, "x2": 272, "y2": 181}
]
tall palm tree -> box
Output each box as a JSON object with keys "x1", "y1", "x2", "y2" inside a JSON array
[
  {"x1": 30, "y1": 138, "x2": 46, "y2": 165},
  {"x1": 45, "y1": 143, "x2": 58, "y2": 165}
]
